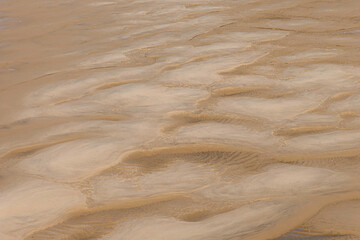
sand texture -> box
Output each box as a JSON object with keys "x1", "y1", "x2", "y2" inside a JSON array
[{"x1": 1, "y1": 0, "x2": 360, "y2": 239}]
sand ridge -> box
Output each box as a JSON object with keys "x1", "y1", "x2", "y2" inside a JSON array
[{"x1": 1, "y1": 0, "x2": 360, "y2": 239}]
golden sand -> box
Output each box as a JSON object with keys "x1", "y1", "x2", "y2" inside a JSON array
[{"x1": 1, "y1": 0, "x2": 360, "y2": 239}]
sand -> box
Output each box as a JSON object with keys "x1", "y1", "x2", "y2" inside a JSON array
[{"x1": 1, "y1": 0, "x2": 360, "y2": 239}]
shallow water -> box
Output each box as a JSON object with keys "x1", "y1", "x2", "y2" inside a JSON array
[
  {"x1": 1, "y1": 0, "x2": 360, "y2": 239},
  {"x1": 348, "y1": 30, "x2": 360, "y2": 34}
]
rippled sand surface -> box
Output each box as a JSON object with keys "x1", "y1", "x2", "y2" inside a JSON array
[{"x1": 1, "y1": 0, "x2": 360, "y2": 239}]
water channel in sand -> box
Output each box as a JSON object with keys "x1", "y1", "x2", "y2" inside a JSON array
[{"x1": 1, "y1": 0, "x2": 360, "y2": 239}]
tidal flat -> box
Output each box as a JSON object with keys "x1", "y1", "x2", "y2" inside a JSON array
[{"x1": 1, "y1": 0, "x2": 360, "y2": 239}]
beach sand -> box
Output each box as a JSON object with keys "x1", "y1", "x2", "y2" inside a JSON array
[{"x1": 1, "y1": 0, "x2": 360, "y2": 239}]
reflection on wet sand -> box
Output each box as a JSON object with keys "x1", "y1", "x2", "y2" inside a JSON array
[{"x1": 1, "y1": 0, "x2": 360, "y2": 239}]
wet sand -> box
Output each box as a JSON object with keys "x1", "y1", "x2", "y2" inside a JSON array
[{"x1": 1, "y1": 0, "x2": 360, "y2": 239}]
